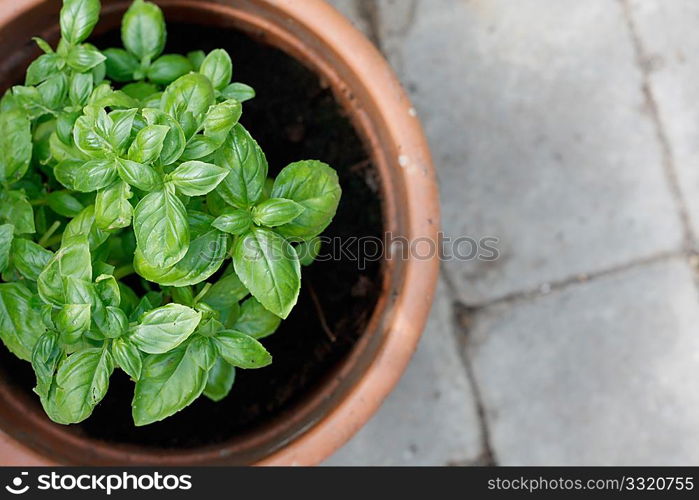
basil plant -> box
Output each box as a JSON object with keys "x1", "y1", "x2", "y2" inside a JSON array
[{"x1": 0, "y1": 0, "x2": 341, "y2": 426}]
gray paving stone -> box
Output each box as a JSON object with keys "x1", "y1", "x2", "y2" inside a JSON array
[
  {"x1": 375, "y1": 0, "x2": 684, "y2": 304},
  {"x1": 325, "y1": 278, "x2": 482, "y2": 466},
  {"x1": 469, "y1": 258, "x2": 699, "y2": 465},
  {"x1": 625, "y1": 0, "x2": 699, "y2": 245}
]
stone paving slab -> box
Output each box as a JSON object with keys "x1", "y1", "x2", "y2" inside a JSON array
[
  {"x1": 469, "y1": 257, "x2": 699, "y2": 465},
  {"x1": 625, "y1": 0, "x2": 699, "y2": 245},
  {"x1": 325, "y1": 278, "x2": 483, "y2": 466},
  {"x1": 371, "y1": 0, "x2": 684, "y2": 304}
]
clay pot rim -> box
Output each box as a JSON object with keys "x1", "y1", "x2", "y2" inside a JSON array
[{"x1": 0, "y1": 0, "x2": 440, "y2": 466}]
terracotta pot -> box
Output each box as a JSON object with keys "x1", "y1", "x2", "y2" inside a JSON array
[{"x1": 0, "y1": 0, "x2": 440, "y2": 466}]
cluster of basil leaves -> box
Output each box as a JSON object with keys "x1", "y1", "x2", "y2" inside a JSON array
[{"x1": 0, "y1": 0, "x2": 341, "y2": 426}]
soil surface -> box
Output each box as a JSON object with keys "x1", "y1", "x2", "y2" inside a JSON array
[{"x1": 0, "y1": 23, "x2": 384, "y2": 448}]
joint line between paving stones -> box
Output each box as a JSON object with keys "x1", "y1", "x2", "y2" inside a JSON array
[
  {"x1": 619, "y1": 0, "x2": 696, "y2": 254},
  {"x1": 463, "y1": 250, "x2": 682, "y2": 310},
  {"x1": 441, "y1": 269, "x2": 498, "y2": 466}
]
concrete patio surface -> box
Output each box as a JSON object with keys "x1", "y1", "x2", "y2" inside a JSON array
[{"x1": 324, "y1": 0, "x2": 699, "y2": 466}]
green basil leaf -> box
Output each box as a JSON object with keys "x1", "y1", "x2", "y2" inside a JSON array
[
  {"x1": 215, "y1": 124, "x2": 268, "y2": 208},
  {"x1": 214, "y1": 330, "x2": 272, "y2": 369},
  {"x1": 89, "y1": 87, "x2": 139, "y2": 110},
  {"x1": 219, "y1": 302, "x2": 241, "y2": 329},
  {"x1": 102, "y1": 306, "x2": 129, "y2": 339},
  {"x1": 26, "y1": 54, "x2": 61, "y2": 86},
  {"x1": 232, "y1": 228, "x2": 300, "y2": 319},
  {"x1": 108, "y1": 108, "x2": 138, "y2": 152},
  {"x1": 31, "y1": 331, "x2": 61, "y2": 399},
  {"x1": 122, "y1": 0, "x2": 166, "y2": 61},
  {"x1": 60, "y1": 0, "x2": 101, "y2": 44},
  {"x1": 104, "y1": 48, "x2": 139, "y2": 82},
  {"x1": 202, "y1": 99, "x2": 241, "y2": 144},
  {"x1": 33, "y1": 37, "x2": 55, "y2": 55},
  {"x1": 203, "y1": 358, "x2": 235, "y2": 402},
  {"x1": 93, "y1": 262, "x2": 116, "y2": 279},
  {"x1": 161, "y1": 73, "x2": 215, "y2": 122},
  {"x1": 66, "y1": 45, "x2": 107, "y2": 73},
  {"x1": 197, "y1": 315, "x2": 221, "y2": 335},
  {"x1": 168, "y1": 161, "x2": 228, "y2": 196},
  {"x1": 199, "y1": 49, "x2": 233, "y2": 91},
  {"x1": 205, "y1": 189, "x2": 228, "y2": 217},
  {"x1": 55, "y1": 303, "x2": 91, "y2": 345},
  {"x1": 69, "y1": 72, "x2": 94, "y2": 106},
  {"x1": 12, "y1": 239, "x2": 53, "y2": 281},
  {"x1": 47, "y1": 191, "x2": 84, "y2": 218},
  {"x1": 117, "y1": 283, "x2": 138, "y2": 318},
  {"x1": 95, "y1": 274, "x2": 120, "y2": 307},
  {"x1": 132, "y1": 340, "x2": 209, "y2": 426},
  {"x1": 252, "y1": 198, "x2": 304, "y2": 228},
  {"x1": 147, "y1": 54, "x2": 193, "y2": 85},
  {"x1": 73, "y1": 159, "x2": 118, "y2": 193},
  {"x1": 202, "y1": 269, "x2": 248, "y2": 310},
  {"x1": 134, "y1": 229, "x2": 227, "y2": 287},
  {"x1": 62, "y1": 205, "x2": 109, "y2": 249},
  {"x1": 38, "y1": 236, "x2": 92, "y2": 306},
  {"x1": 133, "y1": 187, "x2": 189, "y2": 268},
  {"x1": 10, "y1": 85, "x2": 41, "y2": 118},
  {"x1": 92, "y1": 57, "x2": 107, "y2": 85},
  {"x1": 141, "y1": 108, "x2": 186, "y2": 165},
  {"x1": 181, "y1": 136, "x2": 221, "y2": 161},
  {"x1": 190, "y1": 335, "x2": 217, "y2": 371},
  {"x1": 51, "y1": 347, "x2": 113, "y2": 424},
  {"x1": 37, "y1": 73, "x2": 68, "y2": 109},
  {"x1": 50, "y1": 131, "x2": 82, "y2": 162},
  {"x1": 122, "y1": 81, "x2": 158, "y2": 101},
  {"x1": 0, "y1": 191, "x2": 35, "y2": 235},
  {"x1": 220, "y1": 82, "x2": 255, "y2": 103},
  {"x1": 212, "y1": 209, "x2": 251, "y2": 236},
  {"x1": 187, "y1": 50, "x2": 206, "y2": 71},
  {"x1": 130, "y1": 296, "x2": 154, "y2": 323},
  {"x1": 233, "y1": 297, "x2": 282, "y2": 339},
  {"x1": 54, "y1": 160, "x2": 82, "y2": 190},
  {"x1": 112, "y1": 337, "x2": 142, "y2": 380},
  {"x1": 130, "y1": 303, "x2": 202, "y2": 354},
  {"x1": 0, "y1": 109, "x2": 32, "y2": 184},
  {"x1": 271, "y1": 160, "x2": 342, "y2": 239},
  {"x1": 95, "y1": 181, "x2": 133, "y2": 230},
  {"x1": 179, "y1": 111, "x2": 199, "y2": 139},
  {"x1": 128, "y1": 124, "x2": 169, "y2": 164},
  {"x1": 63, "y1": 278, "x2": 108, "y2": 336},
  {"x1": 0, "y1": 282, "x2": 45, "y2": 361},
  {"x1": 74, "y1": 114, "x2": 112, "y2": 158},
  {"x1": 129, "y1": 295, "x2": 158, "y2": 322},
  {"x1": 117, "y1": 159, "x2": 161, "y2": 191},
  {"x1": 169, "y1": 286, "x2": 194, "y2": 307},
  {"x1": 0, "y1": 224, "x2": 13, "y2": 274}
]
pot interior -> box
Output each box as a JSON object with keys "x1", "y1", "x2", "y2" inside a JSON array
[{"x1": 0, "y1": 1, "x2": 388, "y2": 464}]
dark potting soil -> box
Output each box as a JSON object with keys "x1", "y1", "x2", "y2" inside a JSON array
[{"x1": 0, "y1": 23, "x2": 384, "y2": 448}]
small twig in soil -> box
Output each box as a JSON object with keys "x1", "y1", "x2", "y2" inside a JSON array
[
  {"x1": 348, "y1": 159, "x2": 371, "y2": 174},
  {"x1": 307, "y1": 280, "x2": 337, "y2": 342}
]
